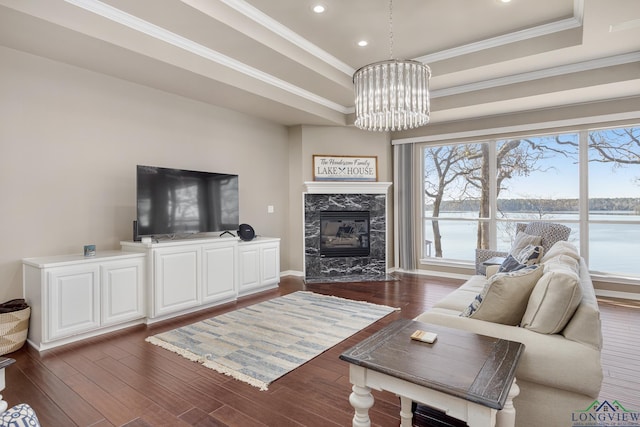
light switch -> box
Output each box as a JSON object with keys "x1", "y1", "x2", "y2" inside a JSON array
[{"x1": 267, "y1": 205, "x2": 275, "y2": 213}]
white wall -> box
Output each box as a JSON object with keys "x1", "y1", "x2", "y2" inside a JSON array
[{"x1": 0, "y1": 46, "x2": 291, "y2": 302}]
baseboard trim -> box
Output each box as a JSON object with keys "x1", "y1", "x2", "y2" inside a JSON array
[
  {"x1": 595, "y1": 289, "x2": 640, "y2": 302},
  {"x1": 280, "y1": 270, "x2": 304, "y2": 277},
  {"x1": 393, "y1": 267, "x2": 471, "y2": 281}
]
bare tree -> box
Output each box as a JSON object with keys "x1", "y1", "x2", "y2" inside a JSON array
[
  {"x1": 424, "y1": 140, "x2": 550, "y2": 255},
  {"x1": 463, "y1": 139, "x2": 550, "y2": 249},
  {"x1": 423, "y1": 127, "x2": 640, "y2": 258},
  {"x1": 556, "y1": 127, "x2": 640, "y2": 169},
  {"x1": 424, "y1": 145, "x2": 475, "y2": 257}
]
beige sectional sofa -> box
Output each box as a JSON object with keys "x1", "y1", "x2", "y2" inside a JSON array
[{"x1": 415, "y1": 240, "x2": 603, "y2": 427}]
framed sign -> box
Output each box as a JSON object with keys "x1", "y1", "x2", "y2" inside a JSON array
[{"x1": 313, "y1": 155, "x2": 378, "y2": 182}]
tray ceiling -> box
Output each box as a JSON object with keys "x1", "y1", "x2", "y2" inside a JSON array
[{"x1": 0, "y1": 0, "x2": 638, "y2": 127}]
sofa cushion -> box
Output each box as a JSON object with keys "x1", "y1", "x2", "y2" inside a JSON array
[
  {"x1": 544, "y1": 254, "x2": 579, "y2": 274},
  {"x1": 521, "y1": 259, "x2": 582, "y2": 334},
  {"x1": 458, "y1": 275, "x2": 487, "y2": 293},
  {"x1": 541, "y1": 240, "x2": 580, "y2": 263},
  {"x1": 561, "y1": 259, "x2": 603, "y2": 350},
  {"x1": 461, "y1": 266, "x2": 543, "y2": 325},
  {"x1": 509, "y1": 231, "x2": 542, "y2": 257},
  {"x1": 435, "y1": 289, "x2": 481, "y2": 313}
]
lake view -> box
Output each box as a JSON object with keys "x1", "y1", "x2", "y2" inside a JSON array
[{"x1": 423, "y1": 212, "x2": 640, "y2": 277}]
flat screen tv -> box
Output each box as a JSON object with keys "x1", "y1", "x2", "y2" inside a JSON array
[{"x1": 136, "y1": 165, "x2": 239, "y2": 237}]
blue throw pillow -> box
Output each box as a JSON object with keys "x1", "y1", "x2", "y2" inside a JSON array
[
  {"x1": 515, "y1": 244, "x2": 544, "y2": 265},
  {"x1": 498, "y1": 255, "x2": 528, "y2": 273},
  {"x1": 0, "y1": 403, "x2": 41, "y2": 427}
]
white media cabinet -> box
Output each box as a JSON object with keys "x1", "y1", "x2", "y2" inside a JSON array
[{"x1": 23, "y1": 236, "x2": 280, "y2": 351}]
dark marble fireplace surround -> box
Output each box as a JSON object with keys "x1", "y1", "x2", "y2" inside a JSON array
[{"x1": 304, "y1": 191, "x2": 387, "y2": 282}]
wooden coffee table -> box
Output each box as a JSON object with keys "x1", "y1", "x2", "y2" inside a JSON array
[
  {"x1": 0, "y1": 357, "x2": 16, "y2": 412},
  {"x1": 339, "y1": 319, "x2": 524, "y2": 427}
]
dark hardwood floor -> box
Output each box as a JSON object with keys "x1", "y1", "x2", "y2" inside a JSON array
[{"x1": 5, "y1": 273, "x2": 640, "y2": 426}]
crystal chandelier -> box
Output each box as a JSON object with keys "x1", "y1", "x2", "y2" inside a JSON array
[{"x1": 353, "y1": 0, "x2": 431, "y2": 132}]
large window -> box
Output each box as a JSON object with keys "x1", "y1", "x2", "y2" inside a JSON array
[{"x1": 421, "y1": 125, "x2": 640, "y2": 277}]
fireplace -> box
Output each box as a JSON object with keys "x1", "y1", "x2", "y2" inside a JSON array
[
  {"x1": 303, "y1": 181, "x2": 391, "y2": 283},
  {"x1": 320, "y1": 211, "x2": 370, "y2": 257}
]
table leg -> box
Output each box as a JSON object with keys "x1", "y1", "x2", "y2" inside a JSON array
[
  {"x1": 399, "y1": 396, "x2": 413, "y2": 427},
  {"x1": 349, "y1": 384, "x2": 374, "y2": 427},
  {"x1": 0, "y1": 368, "x2": 6, "y2": 413},
  {"x1": 496, "y1": 378, "x2": 519, "y2": 427}
]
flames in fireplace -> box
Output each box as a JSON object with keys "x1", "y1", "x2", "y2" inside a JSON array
[{"x1": 319, "y1": 210, "x2": 370, "y2": 257}]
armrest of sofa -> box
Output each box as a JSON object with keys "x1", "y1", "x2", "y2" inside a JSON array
[
  {"x1": 475, "y1": 249, "x2": 508, "y2": 275},
  {"x1": 414, "y1": 310, "x2": 602, "y2": 398}
]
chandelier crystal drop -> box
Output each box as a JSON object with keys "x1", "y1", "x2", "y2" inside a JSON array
[
  {"x1": 353, "y1": 59, "x2": 431, "y2": 131},
  {"x1": 353, "y1": 0, "x2": 431, "y2": 132}
]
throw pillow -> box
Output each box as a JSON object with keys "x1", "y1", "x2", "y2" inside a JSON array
[
  {"x1": 485, "y1": 264, "x2": 501, "y2": 278},
  {"x1": 0, "y1": 403, "x2": 41, "y2": 427},
  {"x1": 498, "y1": 255, "x2": 527, "y2": 273},
  {"x1": 543, "y1": 253, "x2": 579, "y2": 274},
  {"x1": 508, "y1": 231, "x2": 542, "y2": 257},
  {"x1": 523, "y1": 222, "x2": 571, "y2": 252},
  {"x1": 540, "y1": 240, "x2": 580, "y2": 263},
  {"x1": 461, "y1": 265, "x2": 544, "y2": 325},
  {"x1": 521, "y1": 263, "x2": 582, "y2": 334},
  {"x1": 515, "y1": 244, "x2": 544, "y2": 266}
]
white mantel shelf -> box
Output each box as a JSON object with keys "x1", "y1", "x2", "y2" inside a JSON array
[{"x1": 304, "y1": 181, "x2": 392, "y2": 194}]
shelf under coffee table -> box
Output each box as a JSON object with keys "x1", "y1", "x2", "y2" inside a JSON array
[{"x1": 339, "y1": 318, "x2": 524, "y2": 427}]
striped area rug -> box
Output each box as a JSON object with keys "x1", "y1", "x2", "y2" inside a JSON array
[{"x1": 146, "y1": 291, "x2": 399, "y2": 390}]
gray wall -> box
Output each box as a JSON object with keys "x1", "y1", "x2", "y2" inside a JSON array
[
  {"x1": 0, "y1": 46, "x2": 392, "y2": 302},
  {"x1": 287, "y1": 126, "x2": 392, "y2": 275},
  {"x1": 0, "y1": 46, "x2": 292, "y2": 302}
]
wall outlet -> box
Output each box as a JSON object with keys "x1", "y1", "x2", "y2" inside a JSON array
[{"x1": 267, "y1": 205, "x2": 274, "y2": 214}]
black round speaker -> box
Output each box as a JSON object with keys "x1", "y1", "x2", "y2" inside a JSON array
[{"x1": 237, "y1": 223, "x2": 255, "y2": 241}]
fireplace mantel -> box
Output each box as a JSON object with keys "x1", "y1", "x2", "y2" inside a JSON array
[
  {"x1": 303, "y1": 181, "x2": 392, "y2": 282},
  {"x1": 304, "y1": 181, "x2": 392, "y2": 194}
]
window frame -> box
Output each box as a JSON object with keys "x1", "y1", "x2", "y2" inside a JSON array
[{"x1": 417, "y1": 125, "x2": 640, "y2": 280}]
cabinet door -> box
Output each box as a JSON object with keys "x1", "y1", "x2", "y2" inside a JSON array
[
  {"x1": 202, "y1": 243, "x2": 236, "y2": 303},
  {"x1": 47, "y1": 265, "x2": 100, "y2": 341},
  {"x1": 260, "y1": 243, "x2": 280, "y2": 286},
  {"x1": 153, "y1": 246, "x2": 200, "y2": 317},
  {"x1": 237, "y1": 245, "x2": 260, "y2": 293},
  {"x1": 101, "y1": 258, "x2": 145, "y2": 326}
]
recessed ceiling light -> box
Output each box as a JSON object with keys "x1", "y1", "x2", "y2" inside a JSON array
[
  {"x1": 500, "y1": 0, "x2": 512, "y2": 3},
  {"x1": 358, "y1": 40, "x2": 368, "y2": 47},
  {"x1": 312, "y1": 4, "x2": 326, "y2": 14}
]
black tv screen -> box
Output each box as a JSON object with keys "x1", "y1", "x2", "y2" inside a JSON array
[{"x1": 136, "y1": 165, "x2": 239, "y2": 236}]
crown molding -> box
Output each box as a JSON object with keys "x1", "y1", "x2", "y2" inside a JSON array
[
  {"x1": 391, "y1": 102, "x2": 640, "y2": 145},
  {"x1": 62, "y1": 0, "x2": 593, "y2": 118},
  {"x1": 218, "y1": 0, "x2": 355, "y2": 76},
  {"x1": 431, "y1": 52, "x2": 640, "y2": 98},
  {"x1": 220, "y1": 0, "x2": 586, "y2": 80},
  {"x1": 414, "y1": 0, "x2": 584, "y2": 64},
  {"x1": 64, "y1": 0, "x2": 351, "y2": 114},
  {"x1": 415, "y1": 17, "x2": 582, "y2": 65},
  {"x1": 304, "y1": 181, "x2": 392, "y2": 194}
]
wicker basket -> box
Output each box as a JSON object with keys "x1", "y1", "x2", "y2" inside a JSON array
[{"x1": 0, "y1": 306, "x2": 30, "y2": 355}]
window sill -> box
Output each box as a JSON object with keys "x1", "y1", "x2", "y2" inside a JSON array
[
  {"x1": 420, "y1": 258, "x2": 474, "y2": 269},
  {"x1": 419, "y1": 259, "x2": 640, "y2": 287},
  {"x1": 590, "y1": 272, "x2": 640, "y2": 286}
]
